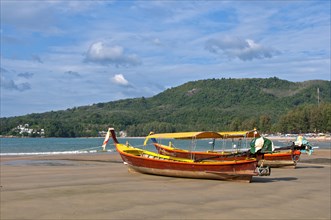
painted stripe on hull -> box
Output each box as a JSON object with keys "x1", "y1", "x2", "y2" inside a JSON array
[
  {"x1": 126, "y1": 164, "x2": 255, "y2": 182},
  {"x1": 155, "y1": 143, "x2": 301, "y2": 168}
]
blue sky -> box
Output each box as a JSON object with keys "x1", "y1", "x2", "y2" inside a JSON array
[{"x1": 1, "y1": 0, "x2": 330, "y2": 117}]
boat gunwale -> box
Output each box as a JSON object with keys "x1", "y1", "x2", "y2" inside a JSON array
[
  {"x1": 116, "y1": 143, "x2": 257, "y2": 166},
  {"x1": 154, "y1": 142, "x2": 248, "y2": 156}
]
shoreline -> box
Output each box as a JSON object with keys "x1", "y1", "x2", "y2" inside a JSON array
[
  {"x1": 1, "y1": 135, "x2": 330, "y2": 142},
  {"x1": 267, "y1": 136, "x2": 331, "y2": 142}
]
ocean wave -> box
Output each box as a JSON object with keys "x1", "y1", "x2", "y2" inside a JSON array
[{"x1": 0, "y1": 149, "x2": 115, "y2": 156}]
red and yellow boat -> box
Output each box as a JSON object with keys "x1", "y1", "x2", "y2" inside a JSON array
[
  {"x1": 263, "y1": 150, "x2": 301, "y2": 168},
  {"x1": 144, "y1": 130, "x2": 307, "y2": 168},
  {"x1": 108, "y1": 128, "x2": 270, "y2": 183}
]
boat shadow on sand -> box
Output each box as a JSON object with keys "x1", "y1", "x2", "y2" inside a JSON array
[
  {"x1": 297, "y1": 158, "x2": 330, "y2": 168},
  {"x1": 295, "y1": 164, "x2": 325, "y2": 169},
  {"x1": 253, "y1": 176, "x2": 298, "y2": 183}
]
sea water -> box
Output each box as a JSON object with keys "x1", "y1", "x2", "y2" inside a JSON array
[
  {"x1": 0, "y1": 137, "x2": 148, "y2": 156},
  {"x1": 1, "y1": 138, "x2": 109, "y2": 156},
  {"x1": 0, "y1": 137, "x2": 329, "y2": 156}
]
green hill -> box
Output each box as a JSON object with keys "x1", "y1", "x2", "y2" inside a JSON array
[{"x1": 1, "y1": 77, "x2": 330, "y2": 137}]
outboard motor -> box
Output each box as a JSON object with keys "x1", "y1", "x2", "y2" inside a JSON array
[{"x1": 256, "y1": 165, "x2": 271, "y2": 176}]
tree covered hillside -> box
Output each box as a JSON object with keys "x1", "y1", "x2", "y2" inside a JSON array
[{"x1": 1, "y1": 77, "x2": 330, "y2": 137}]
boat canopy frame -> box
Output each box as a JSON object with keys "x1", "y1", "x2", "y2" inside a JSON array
[{"x1": 144, "y1": 131, "x2": 224, "y2": 146}]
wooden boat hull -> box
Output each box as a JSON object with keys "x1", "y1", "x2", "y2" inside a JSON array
[
  {"x1": 261, "y1": 150, "x2": 301, "y2": 168},
  {"x1": 154, "y1": 143, "x2": 301, "y2": 168},
  {"x1": 119, "y1": 152, "x2": 259, "y2": 182},
  {"x1": 126, "y1": 165, "x2": 255, "y2": 182},
  {"x1": 108, "y1": 128, "x2": 265, "y2": 182}
]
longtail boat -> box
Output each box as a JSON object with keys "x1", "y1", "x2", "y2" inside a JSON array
[
  {"x1": 108, "y1": 128, "x2": 270, "y2": 183},
  {"x1": 144, "y1": 130, "x2": 312, "y2": 169},
  {"x1": 262, "y1": 150, "x2": 301, "y2": 168},
  {"x1": 262, "y1": 135, "x2": 314, "y2": 168},
  {"x1": 251, "y1": 135, "x2": 313, "y2": 168}
]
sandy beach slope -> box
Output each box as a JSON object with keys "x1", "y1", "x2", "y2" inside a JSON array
[{"x1": 1, "y1": 150, "x2": 330, "y2": 220}]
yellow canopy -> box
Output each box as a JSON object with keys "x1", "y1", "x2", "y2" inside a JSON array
[
  {"x1": 218, "y1": 130, "x2": 260, "y2": 138},
  {"x1": 143, "y1": 131, "x2": 223, "y2": 146}
]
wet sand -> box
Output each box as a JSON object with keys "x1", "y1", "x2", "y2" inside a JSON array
[{"x1": 1, "y1": 150, "x2": 330, "y2": 220}]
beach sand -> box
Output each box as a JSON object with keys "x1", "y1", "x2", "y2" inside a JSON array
[{"x1": 1, "y1": 150, "x2": 330, "y2": 220}]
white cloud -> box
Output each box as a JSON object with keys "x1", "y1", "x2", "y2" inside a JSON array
[
  {"x1": 1, "y1": 1, "x2": 59, "y2": 34},
  {"x1": 0, "y1": 1, "x2": 107, "y2": 33},
  {"x1": 111, "y1": 74, "x2": 129, "y2": 86},
  {"x1": 84, "y1": 41, "x2": 141, "y2": 67},
  {"x1": 0, "y1": 76, "x2": 31, "y2": 92},
  {"x1": 205, "y1": 37, "x2": 280, "y2": 61},
  {"x1": 153, "y1": 38, "x2": 161, "y2": 45}
]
